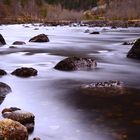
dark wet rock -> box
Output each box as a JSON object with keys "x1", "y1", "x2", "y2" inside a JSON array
[
  {"x1": 33, "y1": 137, "x2": 41, "y2": 140},
  {"x1": 0, "y1": 119, "x2": 28, "y2": 140},
  {"x1": 11, "y1": 67, "x2": 38, "y2": 77},
  {"x1": 111, "y1": 26, "x2": 117, "y2": 29},
  {"x1": 34, "y1": 28, "x2": 39, "y2": 30},
  {"x1": 0, "y1": 69, "x2": 7, "y2": 76},
  {"x1": 80, "y1": 80, "x2": 128, "y2": 97},
  {"x1": 123, "y1": 40, "x2": 135, "y2": 45},
  {"x1": 0, "y1": 34, "x2": 6, "y2": 45},
  {"x1": 29, "y1": 34, "x2": 49, "y2": 42},
  {"x1": 9, "y1": 46, "x2": 17, "y2": 49},
  {"x1": 0, "y1": 82, "x2": 12, "y2": 97},
  {"x1": 12, "y1": 41, "x2": 26, "y2": 45},
  {"x1": 90, "y1": 31, "x2": 100, "y2": 34},
  {"x1": 0, "y1": 96, "x2": 5, "y2": 105},
  {"x1": 23, "y1": 25, "x2": 30, "y2": 28},
  {"x1": 54, "y1": 56, "x2": 97, "y2": 71},
  {"x1": 127, "y1": 38, "x2": 140, "y2": 59},
  {"x1": 2, "y1": 107, "x2": 21, "y2": 114},
  {"x1": 2, "y1": 107, "x2": 35, "y2": 132}
]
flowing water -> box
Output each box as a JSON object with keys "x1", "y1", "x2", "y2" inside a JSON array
[{"x1": 0, "y1": 24, "x2": 140, "y2": 140}]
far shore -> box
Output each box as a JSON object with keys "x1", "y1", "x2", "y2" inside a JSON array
[{"x1": 0, "y1": 18, "x2": 140, "y2": 27}]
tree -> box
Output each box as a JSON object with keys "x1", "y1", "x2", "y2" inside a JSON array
[{"x1": 3, "y1": 0, "x2": 11, "y2": 6}]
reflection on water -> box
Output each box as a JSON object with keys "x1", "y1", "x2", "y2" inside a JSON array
[{"x1": 0, "y1": 24, "x2": 140, "y2": 140}]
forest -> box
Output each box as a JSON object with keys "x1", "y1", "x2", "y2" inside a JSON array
[
  {"x1": 0, "y1": 0, "x2": 139, "y2": 23},
  {"x1": 45, "y1": 0, "x2": 98, "y2": 10}
]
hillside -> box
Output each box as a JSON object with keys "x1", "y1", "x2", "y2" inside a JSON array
[
  {"x1": 45, "y1": 0, "x2": 97, "y2": 10},
  {"x1": 0, "y1": 0, "x2": 139, "y2": 23}
]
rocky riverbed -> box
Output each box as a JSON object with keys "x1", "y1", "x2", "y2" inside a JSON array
[{"x1": 0, "y1": 24, "x2": 140, "y2": 140}]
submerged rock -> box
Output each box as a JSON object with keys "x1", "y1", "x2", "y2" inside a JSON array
[
  {"x1": 34, "y1": 28, "x2": 39, "y2": 30},
  {"x1": 54, "y1": 56, "x2": 97, "y2": 71},
  {"x1": 127, "y1": 38, "x2": 140, "y2": 59},
  {"x1": 84, "y1": 29, "x2": 90, "y2": 33},
  {"x1": 80, "y1": 80, "x2": 128, "y2": 97},
  {"x1": 123, "y1": 40, "x2": 135, "y2": 45},
  {"x1": 0, "y1": 82, "x2": 12, "y2": 97},
  {"x1": 29, "y1": 34, "x2": 49, "y2": 42},
  {"x1": 9, "y1": 46, "x2": 17, "y2": 49},
  {"x1": 12, "y1": 41, "x2": 26, "y2": 45},
  {"x1": 0, "y1": 119, "x2": 28, "y2": 140},
  {"x1": 0, "y1": 69, "x2": 7, "y2": 76},
  {"x1": 11, "y1": 67, "x2": 38, "y2": 77},
  {"x1": 2, "y1": 107, "x2": 35, "y2": 132},
  {"x1": 0, "y1": 34, "x2": 6, "y2": 45}
]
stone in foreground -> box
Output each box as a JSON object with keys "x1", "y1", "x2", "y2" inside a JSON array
[
  {"x1": 12, "y1": 41, "x2": 26, "y2": 45},
  {"x1": 0, "y1": 119, "x2": 28, "y2": 140},
  {"x1": 29, "y1": 34, "x2": 49, "y2": 42},
  {"x1": 80, "y1": 80, "x2": 128, "y2": 97},
  {"x1": 2, "y1": 107, "x2": 35, "y2": 132},
  {"x1": 0, "y1": 82, "x2": 12, "y2": 97},
  {"x1": 11, "y1": 67, "x2": 38, "y2": 77},
  {"x1": 0, "y1": 34, "x2": 6, "y2": 45},
  {"x1": 54, "y1": 56, "x2": 97, "y2": 71},
  {"x1": 127, "y1": 38, "x2": 140, "y2": 59}
]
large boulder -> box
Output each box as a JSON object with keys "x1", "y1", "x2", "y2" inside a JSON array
[
  {"x1": 127, "y1": 38, "x2": 140, "y2": 59},
  {"x1": 0, "y1": 69, "x2": 7, "y2": 76},
  {"x1": 0, "y1": 34, "x2": 6, "y2": 45},
  {"x1": 0, "y1": 82, "x2": 12, "y2": 97},
  {"x1": 11, "y1": 67, "x2": 38, "y2": 77},
  {"x1": 12, "y1": 41, "x2": 26, "y2": 45},
  {"x1": 29, "y1": 34, "x2": 49, "y2": 42},
  {"x1": 54, "y1": 56, "x2": 97, "y2": 71},
  {"x1": 80, "y1": 80, "x2": 128, "y2": 97},
  {"x1": 0, "y1": 119, "x2": 28, "y2": 140},
  {"x1": 2, "y1": 107, "x2": 35, "y2": 132}
]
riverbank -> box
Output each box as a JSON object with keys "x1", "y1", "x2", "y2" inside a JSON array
[{"x1": 0, "y1": 18, "x2": 140, "y2": 27}]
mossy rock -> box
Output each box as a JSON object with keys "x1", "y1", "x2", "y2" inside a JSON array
[
  {"x1": 2, "y1": 107, "x2": 35, "y2": 132},
  {"x1": 0, "y1": 119, "x2": 28, "y2": 140},
  {"x1": 80, "y1": 80, "x2": 129, "y2": 97}
]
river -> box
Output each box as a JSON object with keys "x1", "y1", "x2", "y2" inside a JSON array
[{"x1": 0, "y1": 24, "x2": 140, "y2": 140}]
